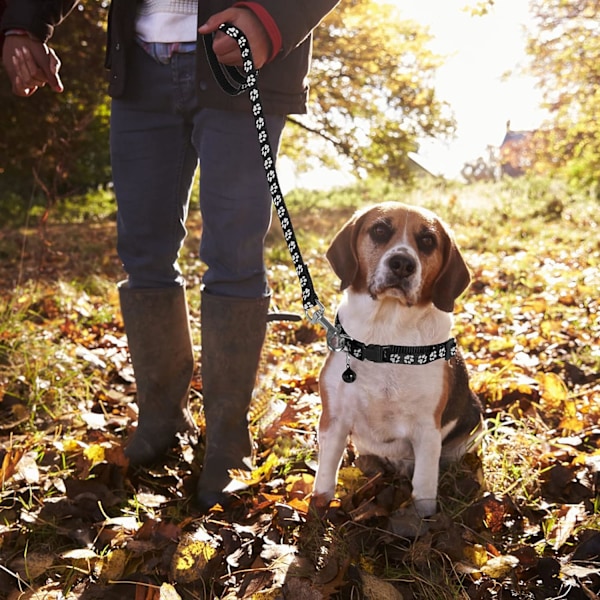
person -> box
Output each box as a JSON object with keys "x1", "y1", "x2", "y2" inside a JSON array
[{"x1": 1, "y1": 0, "x2": 338, "y2": 510}]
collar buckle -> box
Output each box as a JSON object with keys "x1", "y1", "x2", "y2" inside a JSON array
[{"x1": 364, "y1": 344, "x2": 384, "y2": 362}]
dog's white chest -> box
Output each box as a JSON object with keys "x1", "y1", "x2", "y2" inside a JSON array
[{"x1": 323, "y1": 352, "x2": 446, "y2": 460}]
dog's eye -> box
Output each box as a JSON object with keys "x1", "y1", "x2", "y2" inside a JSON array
[
  {"x1": 369, "y1": 221, "x2": 393, "y2": 244},
  {"x1": 417, "y1": 232, "x2": 437, "y2": 253}
]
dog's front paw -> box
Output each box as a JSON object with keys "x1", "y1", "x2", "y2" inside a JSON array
[
  {"x1": 387, "y1": 504, "x2": 432, "y2": 538},
  {"x1": 309, "y1": 492, "x2": 334, "y2": 519},
  {"x1": 413, "y1": 497, "x2": 437, "y2": 518}
]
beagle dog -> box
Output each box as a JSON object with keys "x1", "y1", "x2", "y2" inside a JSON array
[{"x1": 312, "y1": 202, "x2": 483, "y2": 527}]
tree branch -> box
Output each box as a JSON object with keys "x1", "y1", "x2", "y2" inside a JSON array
[{"x1": 286, "y1": 116, "x2": 341, "y2": 147}]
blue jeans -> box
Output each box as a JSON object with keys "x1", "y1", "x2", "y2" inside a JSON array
[{"x1": 110, "y1": 43, "x2": 286, "y2": 298}]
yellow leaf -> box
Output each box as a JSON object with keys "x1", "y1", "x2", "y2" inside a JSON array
[
  {"x1": 285, "y1": 472, "x2": 314, "y2": 497},
  {"x1": 95, "y1": 549, "x2": 128, "y2": 583},
  {"x1": 60, "y1": 438, "x2": 81, "y2": 453},
  {"x1": 338, "y1": 466, "x2": 367, "y2": 491},
  {"x1": 84, "y1": 443, "x2": 106, "y2": 466},
  {"x1": 480, "y1": 555, "x2": 519, "y2": 579},
  {"x1": 540, "y1": 320, "x2": 560, "y2": 336},
  {"x1": 171, "y1": 536, "x2": 217, "y2": 583},
  {"x1": 359, "y1": 555, "x2": 377, "y2": 575},
  {"x1": 558, "y1": 416, "x2": 584, "y2": 433},
  {"x1": 463, "y1": 544, "x2": 488, "y2": 568},
  {"x1": 523, "y1": 296, "x2": 548, "y2": 313},
  {"x1": 230, "y1": 452, "x2": 279, "y2": 486},
  {"x1": 537, "y1": 372, "x2": 568, "y2": 406},
  {"x1": 287, "y1": 496, "x2": 311, "y2": 514}
]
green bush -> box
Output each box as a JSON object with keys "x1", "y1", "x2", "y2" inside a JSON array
[{"x1": 0, "y1": 3, "x2": 111, "y2": 225}]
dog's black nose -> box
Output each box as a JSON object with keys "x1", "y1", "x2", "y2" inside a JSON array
[{"x1": 387, "y1": 253, "x2": 416, "y2": 279}]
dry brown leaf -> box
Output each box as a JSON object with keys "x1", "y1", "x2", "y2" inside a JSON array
[
  {"x1": 0, "y1": 446, "x2": 24, "y2": 484},
  {"x1": 10, "y1": 551, "x2": 54, "y2": 580},
  {"x1": 361, "y1": 571, "x2": 404, "y2": 600},
  {"x1": 547, "y1": 503, "x2": 587, "y2": 550},
  {"x1": 95, "y1": 548, "x2": 129, "y2": 583}
]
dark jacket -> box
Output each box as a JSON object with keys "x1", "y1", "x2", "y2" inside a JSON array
[
  {"x1": 2, "y1": 0, "x2": 338, "y2": 115},
  {"x1": 0, "y1": 0, "x2": 78, "y2": 43}
]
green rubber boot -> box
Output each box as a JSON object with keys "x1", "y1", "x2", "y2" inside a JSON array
[
  {"x1": 196, "y1": 291, "x2": 269, "y2": 510},
  {"x1": 119, "y1": 283, "x2": 197, "y2": 466}
]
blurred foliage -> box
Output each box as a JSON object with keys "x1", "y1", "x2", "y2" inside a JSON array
[
  {"x1": 526, "y1": 0, "x2": 600, "y2": 192},
  {"x1": 464, "y1": 0, "x2": 496, "y2": 17},
  {"x1": 1, "y1": 0, "x2": 454, "y2": 224},
  {"x1": 284, "y1": 0, "x2": 455, "y2": 181},
  {"x1": 0, "y1": 1, "x2": 111, "y2": 222}
]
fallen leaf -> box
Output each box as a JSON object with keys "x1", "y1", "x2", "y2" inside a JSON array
[
  {"x1": 0, "y1": 446, "x2": 24, "y2": 484},
  {"x1": 83, "y1": 443, "x2": 106, "y2": 465},
  {"x1": 361, "y1": 571, "x2": 404, "y2": 599},
  {"x1": 10, "y1": 552, "x2": 54, "y2": 580},
  {"x1": 463, "y1": 544, "x2": 488, "y2": 568},
  {"x1": 537, "y1": 372, "x2": 568, "y2": 406},
  {"x1": 95, "y1": 548, "x2": 129, "y2": 583},
  {"x1": 15, "y1": 451, "x2": 40, "y2": 484},
  {"x1": 61, "y1": 548, "x2": 97, "y2": 574},
  {"x1": 160, "y1": 583, "x2": 182, "y2": 600},
  {"x1": 480, "y1": 554, "x2": 519, "y2": 579},
  {"x1": 230, "y1": 452, "x2": 279, "y2": 486},
  {"x1": 546, "y1": 503, "x2": 587, "y2": 550},
  {"x1": 170, "y1": 534, "x2": 217, "y2": 583}
]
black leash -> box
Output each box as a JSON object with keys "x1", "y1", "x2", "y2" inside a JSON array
[
  {"x1": 202, "y1": 24, "x2": 344, "y2": 351},
  {"x1": 203, "y1": 24, "x2": 457, "y2": 382}
]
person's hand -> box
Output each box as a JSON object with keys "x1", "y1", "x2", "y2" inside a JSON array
[
  {"x1": 199, "y1": 7, "x2": 271, "y2": 69},
  {"x1": 2, "y1": 35, "x2": 64, "y2": 97}
]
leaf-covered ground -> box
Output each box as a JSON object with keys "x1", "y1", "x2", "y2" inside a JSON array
[{"x1": 1, "y1": 179, "x2": 599, "y2": 599}]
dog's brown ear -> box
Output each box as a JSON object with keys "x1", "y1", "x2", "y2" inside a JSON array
[
  {"x1": 432, "y1": 231, "x2": 471, "y2": 312},
  {"x1": 326, "y1": 211, "x2": 364, "y2": 290}
]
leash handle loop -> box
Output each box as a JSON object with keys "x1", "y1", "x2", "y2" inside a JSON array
[{"x1": 202, "y1": 26, "x2": 255, "y2": 96}]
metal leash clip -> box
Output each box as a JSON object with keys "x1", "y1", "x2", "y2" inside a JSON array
[{"x1": 305, "y1": 301, "x2": 346, "y2": 352}]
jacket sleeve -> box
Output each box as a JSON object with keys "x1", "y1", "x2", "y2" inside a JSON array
[
  {"x1": 1, "y1": 0, "x2": 80, "y2": 42},
  {"x1": 252, "y1": 0, "x2": 339, "y2": 58}
]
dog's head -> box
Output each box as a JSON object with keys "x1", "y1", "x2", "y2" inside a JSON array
[{"x1": 326, "y1": 202, "x2": 470, "y2": 312}]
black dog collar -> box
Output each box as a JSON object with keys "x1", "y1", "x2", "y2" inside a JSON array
[{"x1": 335, "y1": 314, "x2": 457, "y2": 366}]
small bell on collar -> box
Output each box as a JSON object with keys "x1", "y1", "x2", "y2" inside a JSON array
[{"x1": 342, "y1": 352, "x2": 357, "y2": 383}]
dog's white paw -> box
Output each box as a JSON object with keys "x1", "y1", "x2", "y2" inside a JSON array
[
  {"x1": 413, "y1": 497, "x2": 437, "y2": 518},
  {"x1": 309, "y1": 490, "x2": 334, "y2": 516}
]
